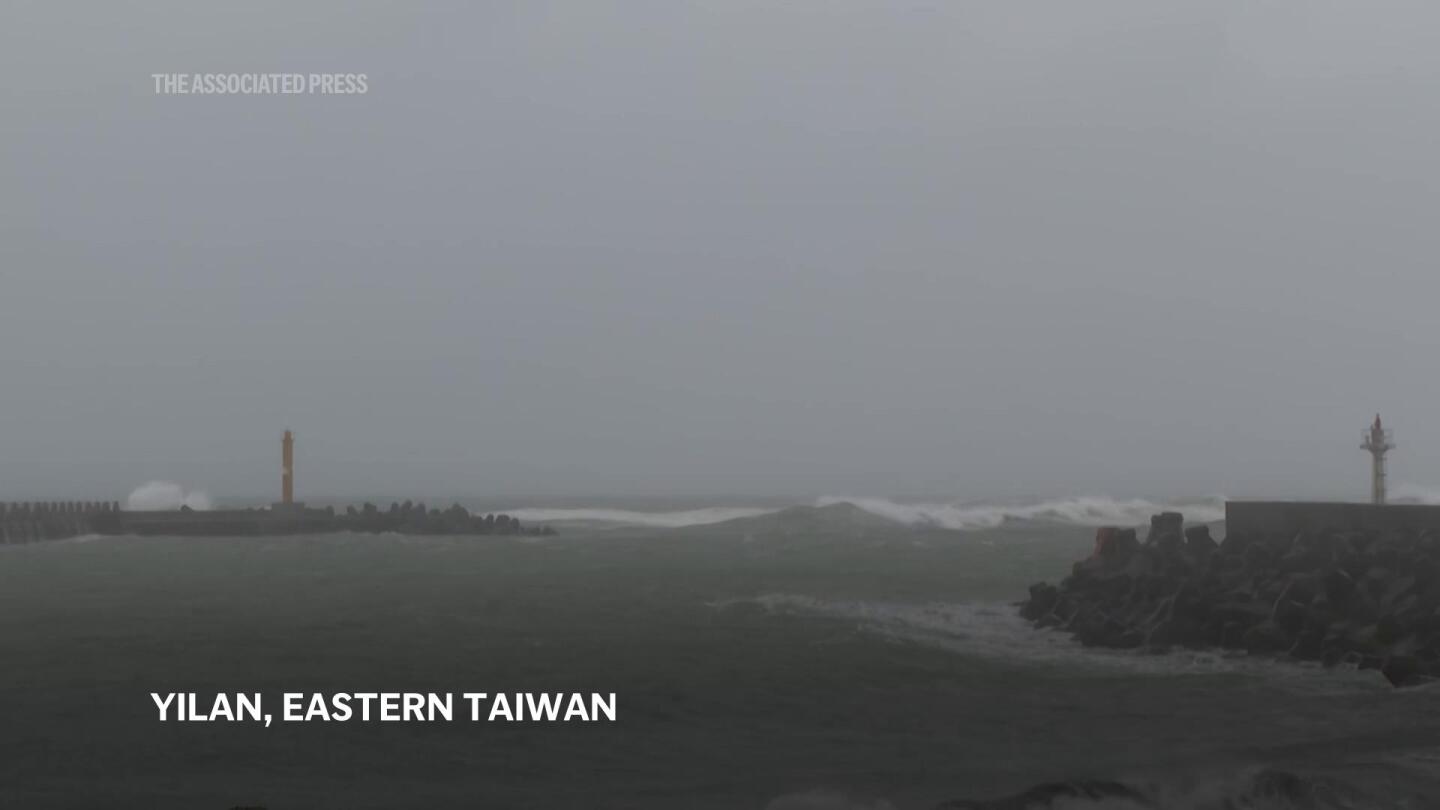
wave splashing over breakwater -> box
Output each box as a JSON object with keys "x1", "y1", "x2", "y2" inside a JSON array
[{"x1": 125, "y1": 481, "x2": 212, "y2": 511}]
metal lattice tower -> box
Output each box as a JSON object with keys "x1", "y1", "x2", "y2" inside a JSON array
[{"x1": 1360, "y1": 414, "x2": 1394, "y2": 505}]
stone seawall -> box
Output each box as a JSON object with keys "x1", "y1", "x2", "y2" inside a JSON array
[{"x1": 0, "y1": 502, "x2": 119, "y2": 544}]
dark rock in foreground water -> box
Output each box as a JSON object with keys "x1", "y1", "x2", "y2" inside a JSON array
[{"x1": 1020, "y1": 513, "x2": 1440, "y2": 687}]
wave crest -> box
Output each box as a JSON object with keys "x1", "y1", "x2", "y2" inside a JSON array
[
  {"x1": 500, "y1": 506, "x2": 775, "y2": 528},
  {"x1": 501, "y1": 496, "x2": 1225, "y2": 530},
  {"x1": 814, "y1": 495, "x2": 1225, "y2": 530},
  {"x1": 125, "y1": 481, "x2": 212, "y2": 511}
]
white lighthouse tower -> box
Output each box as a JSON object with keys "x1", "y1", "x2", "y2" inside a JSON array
[{"x1": 1361, "y1": 414, "x2": 1394, "y2": 505}]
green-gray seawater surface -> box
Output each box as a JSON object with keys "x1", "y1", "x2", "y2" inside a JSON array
[{"x1": 2, "y1": 503, "x2": 1438, "y2": 809}]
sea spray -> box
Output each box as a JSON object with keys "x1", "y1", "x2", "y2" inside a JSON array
[{"x1": 125, "y1": 481, "x2": 212, "y2": 511}]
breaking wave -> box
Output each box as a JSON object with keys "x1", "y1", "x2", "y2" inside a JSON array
[
  {"x1": 500, "y1": 506, "x2": 776, "y2": 528},
  {"x1": 815, "y1": 495, "x2": 1225, "y2": 531},
  {"x1": 504, "y1": 496, "x2": 1225, "y2": 530},
  {"x1": 125, "y1": 481, "x2": 212, "y2": 511}
]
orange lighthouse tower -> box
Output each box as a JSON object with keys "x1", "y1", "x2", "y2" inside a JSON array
[
  {"x1": 1361, "y1": 415, "x2": 1394, "y2": 505},
  {"x1": 282, "y1": 429, "x2": 295, "y2": 505}
]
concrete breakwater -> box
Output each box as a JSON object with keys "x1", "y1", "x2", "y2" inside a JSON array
[
  {"x1": 88, "y1": 501, "x2": 556, "y2": 537},
  {"x1": 1022, "y1": 512, "x2": 1440, "y2": 687},
  {"x1": 0, "y1": 502, "x2": 119, "y2": 543},
  {"x1": 1227, "y1": 499, "x2": 1440, "y2": 537},
  {"x1": 1, "y1": 501, "x2": 552, "y2": 542}
]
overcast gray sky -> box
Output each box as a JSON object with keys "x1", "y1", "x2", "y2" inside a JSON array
[{"x1": 3, "y1": 1, "x2": 1439, "y2": 502}]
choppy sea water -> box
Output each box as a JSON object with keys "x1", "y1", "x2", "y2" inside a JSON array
[{"x1": 1, "y1": 496, "x2": 1438, "y2": 809}]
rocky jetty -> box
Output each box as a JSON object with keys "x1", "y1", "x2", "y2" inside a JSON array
[
  {"x1": 0, "y1": 501, "x2": 118, "y2": 543},
  {"x1": 336, "y1": 501, "x2": 554, "y2": 536},
  {"x1": 78, "y1": 501, "x2": 555, "y2": 539},
  {"x1": 1021, "y1": 513, "x2": 1440, "y2": 687}
]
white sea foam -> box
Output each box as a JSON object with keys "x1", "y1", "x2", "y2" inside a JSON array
[
  {"x1": 125, "y1": 481, "x2": 212, "y2": 511},
  {"x1": 503, "y1": 495, "x2": 1225, "y2": 530},
  {"x1": 814, "y1": 495, "x2": 1226, "y2": 530},
  {"x1": 730, "y1": 594, "x2": 1381, "y2": 694}
]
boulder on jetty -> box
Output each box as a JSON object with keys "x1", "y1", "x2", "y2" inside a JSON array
[
  {"x1": 0, "y1": 501, "x2": 116, "y2": 544},
  {"x1": 339, "y1": 501, "x2": 555, "y2": 536},
  {"x1": 1020, "y1": 513, "x2": 1440, "y2": 687}
]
